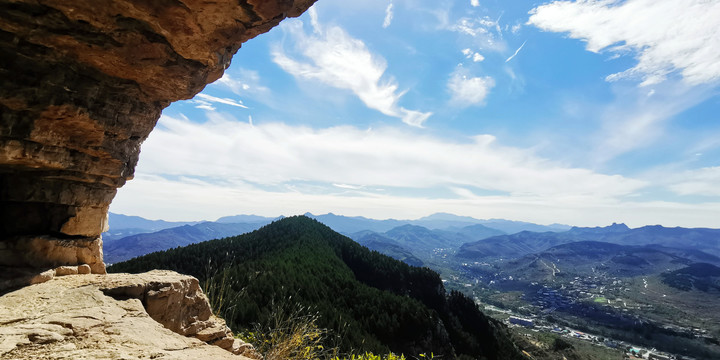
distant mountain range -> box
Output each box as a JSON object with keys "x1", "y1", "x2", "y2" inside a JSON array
[
  {"x1": 457, "y1": 223, "x2": 720, "y2": 260},
  {"x1": 104, "y1": 220, "x2": 273, "y2": 264},
  {"x1": 305, "y1": 212, "x2": 570, "y2": 235},
  {"x1": 105, "y1": 212, "x2": 720, "y2": 280},
  {"x1": 103, "y1": 212, "x2": 570, "y2": 266},
  {"x1": 103, "y1": 213, "x2": 201, "y2": 241},
  {"x1": 496, "y1": 241, "x2": 720, "y2": 283},
  {"x1": 348, "y1": 223, "x2": 506, "y2": 266}
]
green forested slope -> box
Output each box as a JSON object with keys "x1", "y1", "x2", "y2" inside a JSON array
[{"x1": 108, "y1": 216, "x2": 521, "y2": 359}]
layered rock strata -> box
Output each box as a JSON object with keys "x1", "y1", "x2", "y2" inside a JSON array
[
  {"x1": 0, "y1": 0, "x2": 316, "y2": 275},
  {"x1": 0, "y1": 270, "x2": 259, "y2": 359}
]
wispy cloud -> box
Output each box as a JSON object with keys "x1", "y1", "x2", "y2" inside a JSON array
[
  {"x1": 591, "y1": 82, "x2": 714, "y2": 163},
  {"x1": 665, "y1": 167, "x2": 720, "y2": 197},
  {"x1": 195, "y1": 94, "x2": 248, "y2": 108},
  {"x1": 112, "y1": 114, "x2": 720, "y2": 227},
  {"x1": 461, "y1": 48, "x2": 485, "y2": 62},
  {"x1": 505, "y1": 40, "x2": 526, "y2": 62},
  {"x1": 113, "y1": 173, "x2": 720, "y2": 227},
  {"x1": 528, "y1": 0, "x2": 720, "y2": 86},
  {"x1": 213, "y1": 68, "x2": 269, "y2": 96},
  {"x1": 450, "y1": 16, "x2": 507, "y2": 52},
  {"x1": 470, "y1": 0, "x2": 479, "y2": 7},
  {"x1": 447, "y1": 67, "x2": 495, "y2": 106},
  {"x1": 383, "y1": 3, "x2": 394, "y2": 28},
  {"x1": 272, "y1": 13, "x2": 432, "y2": 127},
  {"x1": 136, "y1": 114, "x2": 645, "y2": 199},
  {"x1": 333, "y1": 183, "x2": 365, "y2": 190}
]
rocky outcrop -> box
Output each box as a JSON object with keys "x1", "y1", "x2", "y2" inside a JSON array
[
  {"x1": 0, "y1": 0, "x2": 316, "y2": 276},
  {"x1": 0, "y1": 270, "x2": 260, "y2": 359}
]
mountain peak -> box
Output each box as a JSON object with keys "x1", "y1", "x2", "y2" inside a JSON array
[
  {"x1": 570, "y1": 222, "x2": 630, "y2": 233},
  {"x1": 418, "y1": 212, "x2": 481, "y2": 222}
]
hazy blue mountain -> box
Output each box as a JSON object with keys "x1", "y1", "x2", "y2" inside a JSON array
[
  {"x1": 383, "y1": 224, "x2": 475, "y2": 252},
  {"x1": 607, "y1": 225, "x2": 720, "y2": 256},
  {"x1": 104, "y1": 221, "x2": 268, "y2": 264},
  {"x1": 662, "y1": 263, "x2": 720, "y2": 292},
  {"x1": 103, "y1": 228, "x2": 155, "y2": 242},
  {"x1": 642, "y1": 245, "x2": 720, "y2": 266},
  {"x1": 476, "y1": 219, "x2": 570, "y2": 234},
  {"x1": 457, "y1": 231, "x2": 576, "y2": 260},
  {"x1": 410, "y1": 213, "x2": 484, "y2": 229},
  {"x1": 411, "y1": 213, "x2": 569, "y2": 233},
  {"x1": 108, "y1": 212, "x2": 199, "y2": 231},
  {"x1": 104, "y1": 213, "x2": 202, "y2": 241},
  {"x1": 305, "y1": 212, "x2": 406, "y2": 234},
  {"x1": 566, "y1": 222, "x2": 631, "y2": 236},
  {"x1": 215, "y1": 214, "x2": 278, "y2": 223},
  {"x1": 354, "y1": 232, "x2": 424, "y2": 267},
  {"x1": 448, "y1": 224, "x2": 506, "y2": 241},
  {"x1": 498, "y1": 241, "x2": 709, "y2": 281},
  {"x1": 457, "y1": 223, "x2": 720, "y2": 261},
  {"x1": 305, "y1": 212, "x2": 569, "y2": 236},
  {"x1": 349, "y1": 223, "x2": 505, "y2": 263}
]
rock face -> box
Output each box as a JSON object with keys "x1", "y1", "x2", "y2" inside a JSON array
[
  {"x1": 0, "y1": 270, "x2": 260, "y2": 359},
  {"x1": 0, "y1": 0, "x2": 316, "y2": 275}
]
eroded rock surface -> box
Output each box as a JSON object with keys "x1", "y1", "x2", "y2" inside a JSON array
[
  {"x1": 0, "y1": 270, "x2": 259, "y2": 359},
  {"x1": 0, "y1": 0, "x2": 316, "y2": 275}
]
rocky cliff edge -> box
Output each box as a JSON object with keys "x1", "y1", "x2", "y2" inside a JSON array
[{"x1": 0, "y1": 270, "x2": 259, "y2": 359}]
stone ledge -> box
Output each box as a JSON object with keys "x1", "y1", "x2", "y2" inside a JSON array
[{"x1": 0, "y1": 270, "x2": 259, "y2": 359}]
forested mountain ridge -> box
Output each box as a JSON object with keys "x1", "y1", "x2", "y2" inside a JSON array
[{"x1": 108, "y1": 216, "x2": 523, "y2": 359}]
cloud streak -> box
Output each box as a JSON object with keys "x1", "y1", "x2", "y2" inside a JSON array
[
  {"x1": 195, "y1": 94, "x2": 248, "y2": 108},
  {"x1": 505, "y1": 40, "x2": 526, "y2": 62},
  {"x1": 272, "y1": 13, "x2": 432, "y2": 127},
  {"x1": 450, "y1": 16, "x2": 507, "y2": 52},
  {"x1": 528, "y1": 0, "x2": 720, "y2": 86},
  {"x1": 383, "y1": 3, "x2": 394, "y2": 28},
  {"x1": 666, "y1": 167, "x2": 720, "y2": 197}
]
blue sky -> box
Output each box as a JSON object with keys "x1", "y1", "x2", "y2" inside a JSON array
[{"x1": 111, "y1": 0, "x2": 720, "y2": 227}]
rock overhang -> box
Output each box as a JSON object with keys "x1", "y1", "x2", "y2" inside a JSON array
[{"x1": 0, "y1": 0, "x2": 316, "y2": 281}]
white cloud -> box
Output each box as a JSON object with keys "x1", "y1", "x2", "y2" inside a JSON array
[
  {"x1": 591, "y1": 82, "x2": 713, "y2": 163},
  {"x1": 193, "y1": 101, "x2": 215, "y2": 111},
  {"x1": 333, "y1": 183, "x2": 364, "y2": 190},
  {"x1": 470, "y1": 0, "x2": 480, "y2": 7},
  {"x1": 383, "y1": 3, "x2": 394, "y2": 28},
  {"x1": 505, "y1": 40, "x2": 526, "y2": 62},
  {"x1": 110, "y1": 114, "x2": 720, "y2": 227},
  {"x1": 112, "y1": 173, "x2": 720, "y2": 227},
  {"x1": 308, "y1": 6, "x2": 321, "y2": 33},
  {"x1": 461, "y1": 48, "x2": 485, "y2": 62},
  {"x1": 666, "y1": 167, "x2": 720, "y2": 197},
  {"x1": 135, "y1": 114, "x2": 645, "y2": 200},
  {"x1": 194, "y1": 94, "x2": 248, "y2": 108},
  {"x1": 447, "y1": 67, "x2": 495, "y2": 106},
  {"x1": 528, "y1": 0, "x2": 720, "y2": 86},
  {"x1": 214, "y1": 69, "x2": 269, "y2": 95},
  {"x1": 450, "y1": 16, "x2": 507, "y2": 52},
  {"x1": 272, "y1": 16, "x2": 432, "y2": 127}
]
